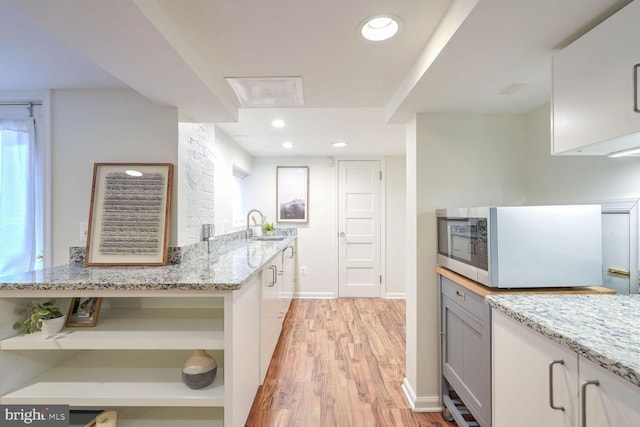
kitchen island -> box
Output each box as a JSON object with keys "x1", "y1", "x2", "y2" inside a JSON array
[
  {"x1": 488, "y1": 293, "x2": 640, "y2": 427},
  {"x1": 0, "y1": 233, "x2": 296, "y2": 427}
]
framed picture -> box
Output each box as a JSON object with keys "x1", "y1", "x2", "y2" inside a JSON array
[
  {"x1": 66, "y1": 297, "x2": 102, "y2": 327},
  {"x1": 276, "y1": 166, "x2": 309, "y2": 223},
  {"x1": 85, "y1": 163, "x2": 173, "y2": 266}
]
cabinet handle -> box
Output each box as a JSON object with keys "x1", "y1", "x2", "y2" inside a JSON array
[
  {"x1": 581, "y1": 379, "x2": 600, "y2": 427},
  {"x1": 548, "y1": 359, "x2": 565, "y2": 411},
  {"x1": 608, "y1": 267, "x2": 630, "y2": 276},
  {"x1": 635, "y1": 64, "x2": 640, "y2": 113},
  {"x1": 268, "y1": 265, "x2": 277, "y2": 286},
  {"x1": 455, "y1": 290, "x2": 465, "y2": 301}
]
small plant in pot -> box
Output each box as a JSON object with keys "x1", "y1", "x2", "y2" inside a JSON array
[
  {"x1": 13, "y1": 300, "x2": 65, "y2": 336},
  {"x1": 262, "y1": 222, "x2": 275, "y2": 236}
]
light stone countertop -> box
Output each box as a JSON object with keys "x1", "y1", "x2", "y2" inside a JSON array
[
  {"x1": 0, "y1": 235, "x2": 295, "y2": 293},
  {"x1": 486, "y1": 294, "x2": 640, "y2": 388}
]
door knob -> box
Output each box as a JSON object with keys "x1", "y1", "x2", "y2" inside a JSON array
[{"x1": 339, "y1": 232, "x2": 346, "y2": 238}]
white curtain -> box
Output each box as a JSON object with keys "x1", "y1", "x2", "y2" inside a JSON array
[{"x1": 0, "y1": 118, "x2": 36, "y2": 276}]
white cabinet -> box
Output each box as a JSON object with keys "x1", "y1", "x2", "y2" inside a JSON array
[
  {"x1": 280, "y1": 242, "x2": 296, "y2": 316},
  {"x1": 580, "y1": 356, "x2": 640, "y2": 427},
  {"x1": 0, "y1": 277, "x2": 262, "y2": 427},
  {"x1": 493, "y1": 310, "x2": 640, "y2": 427},
  {"x1": 259, "y1": 243, "x2": 297, "y2": 383},
  {"x1": 493, "y1": 310, "x2": 578, "y2": 427},
  {"x1": 552, "y1": 0, "x2": 640, "y2": 155},
  {"x1": 260, "y1": 260, "x2": 281, "y2": 383}
]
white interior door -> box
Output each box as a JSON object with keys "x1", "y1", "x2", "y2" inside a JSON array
[{"x1": 338, "y1": 160, "x2": 381, "y2": 297}]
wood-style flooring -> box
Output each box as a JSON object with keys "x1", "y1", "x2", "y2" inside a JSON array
[{"x1": 246, "y1": 298, "x2": 456, "y2": 427}]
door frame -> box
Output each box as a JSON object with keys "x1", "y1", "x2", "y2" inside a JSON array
[{"x1": 334, "y1": 156, "x2": 386, "y2": 298}]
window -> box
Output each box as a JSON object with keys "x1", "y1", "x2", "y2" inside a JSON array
[
  {"x1": 0, "y1": 118, "x2": 39, "y2": 276},
  {"x1": 232, "y1": 165, "x2": 248, "y2": 228}
]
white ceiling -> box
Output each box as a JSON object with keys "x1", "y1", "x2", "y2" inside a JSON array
[{"x1": 0, "y1": 0, "x2": 631, "y2": 156}]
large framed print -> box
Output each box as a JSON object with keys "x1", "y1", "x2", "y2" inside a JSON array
[
  {"x1": 85, "y1": 163, "x2": 173, "y2": 266},
  {"x1": 276, "y1": 166, "x2": 308, "y2": 224}
]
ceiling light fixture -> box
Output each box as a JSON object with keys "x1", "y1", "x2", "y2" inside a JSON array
[
  {"x1": 272, "y1": 119, "x2": 285, "y2": 128},
  {"x1": 225, "y1": 77, "x2": 304, "y2": 107},
  {"x1": 332, "y1": 141, "x2": 347, "y2": 148},
  {"x1": 359, "y1": 15, "x2": 401, "y2": 41},
  {"x1": 283, "y1": 142, "x2": 293, "y2": 149},
  {"x1": 608, "y1": 147, "x2": 640, "y2": 158}
]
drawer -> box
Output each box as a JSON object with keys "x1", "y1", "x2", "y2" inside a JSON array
[{"x1": 441, "y1": 276, "x2": 488, "y2": 322}]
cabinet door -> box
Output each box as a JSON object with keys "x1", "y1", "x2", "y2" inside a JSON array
[
  {"x1": 280, "y1": 243, "x2": 295, "y2": 317},
  {"x1": 580, "y1": 356, "x2": 640, "y2": 427},
  {"x1": 493, "y1": 310, "x2": 578, "y2": 427},
  {"x1": 260, "y1": 264, "x2": 280, "y2": 383},
  {"x1": 441, "y1": 277, "x2": 491, "y2": 427},
  {"x1": 552, "y1": 0, "x2": 640, "y2": 155}
]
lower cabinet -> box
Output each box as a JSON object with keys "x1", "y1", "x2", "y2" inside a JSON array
[
  {"x1": 260, "y1": 243, "x2": 297, "y2": 383},
  {"x1": 493, "y1": 310, "x2": 578, "y2": 426},
  {"x1": 0, "y1": 275, "x2": 262, "y2": 427},
  {"x1": 493, "y1": 310, "x2": 640, "y2": 427},
  {"x1": 260, "y1": 260, "x2": 282, "y2": 383},
  {"x1": 439, "y1": 275, "x2": 491, "y2": 427},
  {"x1": 580, "y1": 356, "x2": 640, "y2": 427}
]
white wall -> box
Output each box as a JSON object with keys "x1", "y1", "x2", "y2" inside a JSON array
[
  {"x1": 408, "y1": 113, "x2": 527, "y2": 409},
  {"x1": 213, "y1": 127, "x2": 253, "y2": 234},
  {"x1": 385, "y1": 156, "x2": 407, "y2": 297},
  {"x1": 51, "y1": 89, "x2": 178, "y2": 266},
  {"x1": 525, "y1": 104, "x2": 640, "y2": 204},
  {"x1": 245, "y1": 157, "x2": 337, "y2": 297}
]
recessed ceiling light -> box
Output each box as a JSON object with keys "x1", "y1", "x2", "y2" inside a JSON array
[
  {"x1": 283, "y1": 142, "x2": 293, "y2": 149},
  {"x1": 272, "y1": 119, "x2": 285, "y2": 128},
  {"x1": 332, "y1": 141, "x2": 347, "y2": 148},
  {"x1": 359, "y1": 15, "x2": 401, "y2": 41}
]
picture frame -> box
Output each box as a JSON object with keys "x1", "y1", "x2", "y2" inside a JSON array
[
  {"x1": 66, "y1": 297, "x2": 102, "y2": 327},
  {"x1": 85, "y1": 163, "x2": 173, "y2": 266},
  {"x1": 276, "y1": 166, "x2": 309, "y2": 223}
]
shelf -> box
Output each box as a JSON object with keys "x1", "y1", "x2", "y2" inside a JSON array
[
  {"x1": 1, "y1": 308, "x2": 224, "y2": 350},
  {"x1": 94, "y1": 407, "x2": 224, "y2": 427},
  {"x1": 0, "y1": 351, "x2": 224, "y2": 407}
]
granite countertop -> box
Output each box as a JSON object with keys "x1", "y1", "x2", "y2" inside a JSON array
[
  {"x1": 487, "y1": 294, "x2": 640, "y2": 388},
  {"x1": 0, "y1": 235, "x2": 295, "y2": 292}
]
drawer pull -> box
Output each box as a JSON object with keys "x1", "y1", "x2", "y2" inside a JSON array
[
  {"x1": 549, "y1": 359, "x2": 565, "y2": 411},
  {"x1": 635, "y1": 64, "x2": 640, "y2": 113},
  {"x1": 455, "y1": 290, "x2": 465, "y2": 301},
  {"x1": 581, "y1": 380, "x2": 600, "y2": 427},
  {"x1": 608, "y1": 268, "x2": 630, "y2": 276}
]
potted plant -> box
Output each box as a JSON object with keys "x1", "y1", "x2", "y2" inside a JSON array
[
  {"x1": 262, "y1": 222, "x2": 275, "y2": 236},
  {"x1": 13, "y1": 300, "x2": 65, "y2": 336}
]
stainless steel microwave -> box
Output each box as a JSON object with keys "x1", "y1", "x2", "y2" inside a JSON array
[{"x1": 436, "y1": 205, "x2": 603, "y2": 288}]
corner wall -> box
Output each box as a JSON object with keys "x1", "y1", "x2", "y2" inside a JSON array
[
  {"x1": 408, "y1": 112, "x2": 527, "y2": 409},
  {"x1": 50, "y1": 89, "x2": 178, "y2": 266}
]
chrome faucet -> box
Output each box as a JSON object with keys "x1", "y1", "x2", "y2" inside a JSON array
[{"x1": 246, "y1": 209, "x2": 265, "y2": 238}]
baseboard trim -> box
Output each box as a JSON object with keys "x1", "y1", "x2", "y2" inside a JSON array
[
  {"x1": 384, "y1": 292, "x2": 406, "y2": 299},
  {"x1": 293, "y1": 292, "x2": 336, "y2": 299},
  {"x1": 401, "y1": 378, "x2": 443, "y2": 413}
]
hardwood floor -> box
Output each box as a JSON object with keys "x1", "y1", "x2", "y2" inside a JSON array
[{"x1": 246, "y1": 298, "x2": 456, "y2": 427}]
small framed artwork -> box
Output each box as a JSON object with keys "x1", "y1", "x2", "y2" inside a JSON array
[
  {"x1": 85, "y1": 163, "x2": 173, "y2": 266},
  {"x1": 276, "y1": 166, "x2": 309, "y2": 223},
  {"x1": 66, "y1": 297, "x2": 102, "y2": 327}
]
